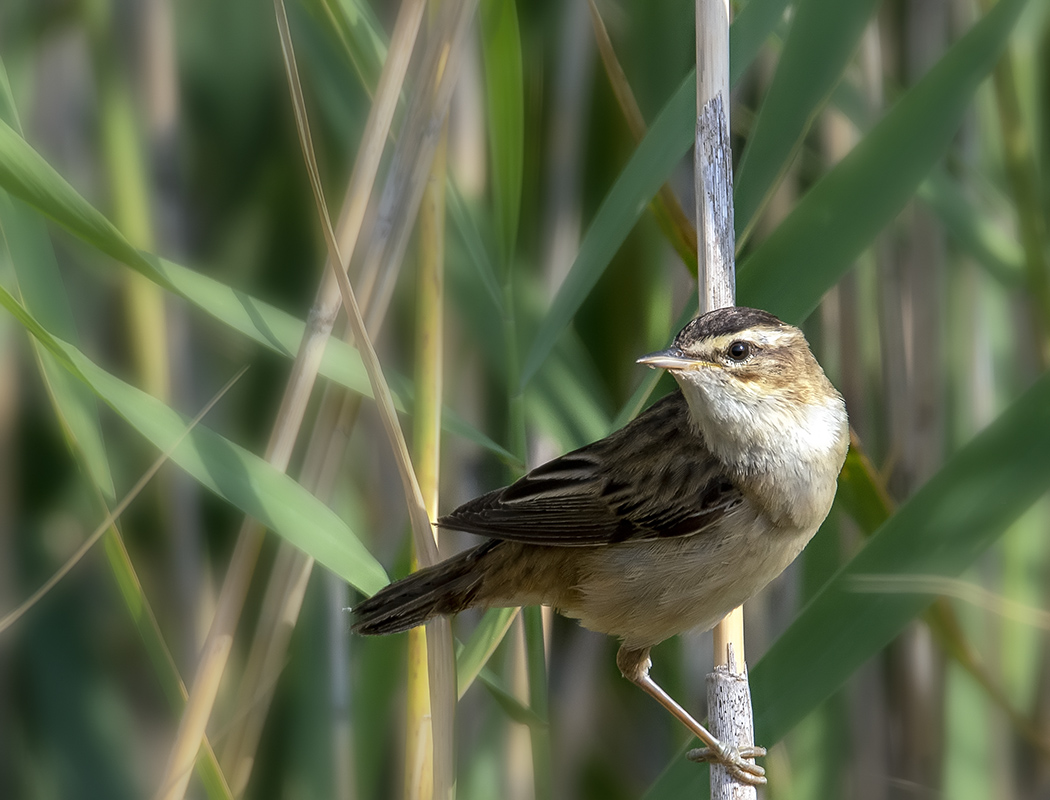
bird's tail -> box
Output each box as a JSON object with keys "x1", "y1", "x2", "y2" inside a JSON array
[{"x1": 351, "y1": 541, "x2": 499, "y2": 636}]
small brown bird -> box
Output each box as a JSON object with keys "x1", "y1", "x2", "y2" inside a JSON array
[{"x1": 352, "y1": 306, "x2": 848, "y2": 784}]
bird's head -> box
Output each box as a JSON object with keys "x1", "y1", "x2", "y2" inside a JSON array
[{"x1": 638, "y1": 307, "x2": 848, "y2": 472}]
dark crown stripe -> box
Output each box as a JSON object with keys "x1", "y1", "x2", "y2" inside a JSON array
[{"x1": 674, "y1": 306, "x2": 784, "y2": 346}]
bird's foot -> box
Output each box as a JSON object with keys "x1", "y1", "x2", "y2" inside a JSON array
[{"x1": 687, "y1": 742, "x2": 767, "y2": 786}]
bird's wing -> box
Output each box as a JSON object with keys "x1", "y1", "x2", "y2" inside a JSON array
[{"x1": 437, "y1": 392, "x2": 744, "y2": 546}]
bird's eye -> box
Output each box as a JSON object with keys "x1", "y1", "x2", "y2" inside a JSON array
[{"x1": 727, "y1": 341, "x2": 751, "y2": 361}]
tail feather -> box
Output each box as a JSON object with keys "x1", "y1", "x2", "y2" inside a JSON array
[{"x1": 351, "y1": 542, "x2": 497, "y2": 635}]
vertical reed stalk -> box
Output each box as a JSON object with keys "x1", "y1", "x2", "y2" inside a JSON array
[
  {"x1": 695, "y1": 1, "x2": 756, "y2": 797},
  {"x1": 86, "y1": 0, "x2": 169, "y2": 402},
  {"x1": 694, "y1": 0, "x2": 735, "y2": 316},
  {"x1": 523, "y1": 606, "x2": 552, "y2": 800},
  {"x1": 404, "y1": 114, "x2": 449, "y2": 800},
  {"x1": 269, "y1": 1, "x2": 460, "y2": 796}
]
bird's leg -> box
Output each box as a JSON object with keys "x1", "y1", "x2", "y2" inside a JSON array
[{"x1": 616, "y1": 646, "x2": 766, "y2": 786}]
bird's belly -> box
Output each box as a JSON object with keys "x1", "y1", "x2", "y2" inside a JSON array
[{"x1": 559, "y1": 511, "x2": 813, "y2": 649}]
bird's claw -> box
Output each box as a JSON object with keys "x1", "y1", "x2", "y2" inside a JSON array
[{"x1": 687, "y1": 742, "x2": 767, "y2": 786}]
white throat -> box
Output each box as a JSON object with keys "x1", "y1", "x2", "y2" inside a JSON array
[{"x1": 676, "y1": 374, "x2": 848, "y2": 527}]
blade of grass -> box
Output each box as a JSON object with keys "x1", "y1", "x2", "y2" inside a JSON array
[
  {"x1": 733, "y1": 0, "x2": 880, "y2": 247},
  {"x1": 980, "y1": 0, "x2": 1050, "y2": 360},
  {"x1": 737, "y1": 0, "x2": 1031, "y2": 323},
  {"x1": 476, "y1": 667, "x2": 547, "y2": 730},
  {"x1": 0, "y1": 115, "x2": 147, "y2": 269},
  {"x1": 306, "y1": 0, "x2": 388, "y2": 95},
  {"x1": 854, "y1": 575, "x2": 1050, "y2": 631},
  {"x1": 86, "y1": 0, "x2": 171, "y2": 401},
  {"x1": 587, "y1": 0, "x2": 698, "y2": 274},
  {"x1": 0, "y1": 118, "x2": 512, "y2": 463},
  {"x1": 480, "y1": 0, "x2": 523, "y2": 268},
  {"x1": 0, "y1": 285, "x2": 388, "y2": 595},
  {"x1": 918, "y1": 167, "x2": 1025, "y2": 287},
  {"x1": 0, "y1": 367, "x2": 244, "y2": 635},
  {"x1": 456, "y1": 608, "x2": 520, "y2": 698}
]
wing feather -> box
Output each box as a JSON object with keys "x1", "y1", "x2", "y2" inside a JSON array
[{"x1": 437, "y1": 392, "x2": 743, "y2": 546}]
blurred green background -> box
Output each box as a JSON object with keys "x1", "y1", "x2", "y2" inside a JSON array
[{"x1": 1, "y1": 0, "x2": 1049, "y2": 798}]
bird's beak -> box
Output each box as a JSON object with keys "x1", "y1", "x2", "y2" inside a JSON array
[{"x1": 636, "y1": 347, "x2": 698, "y2": 371}]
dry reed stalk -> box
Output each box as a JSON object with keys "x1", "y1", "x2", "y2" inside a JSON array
[
  {"x1": 694, "y1": 0, "x2": 735, "y2": 314},
  {"x1": 271, "y1": 0, "x2": 462, "y2": 796},
  {"x1": 219, "y1": 544, "x2": 313, "y2": 794},
  {"x1": 219, "y1": 3, "x2": 475, "y2": 792},
  {"x1": 154, "y1": 2, "x2": 428, "y2": 797},
  {"x1": 224, "y1": 386, "x2": 366, "y2": 799},
  {"x1": 356, "y1": 0, "x2": 480, "y2": 328},
  {"x1": 694, "y1": 1, "x2": 757, "y2": 797},
  {"x1": 219, "y1": 385, "x2": 349, "y2": 795}
]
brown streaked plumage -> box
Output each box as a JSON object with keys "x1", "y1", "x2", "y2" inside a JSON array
[{"x1": 352, "y1": 306, "x2": 849, "y2": 785}]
